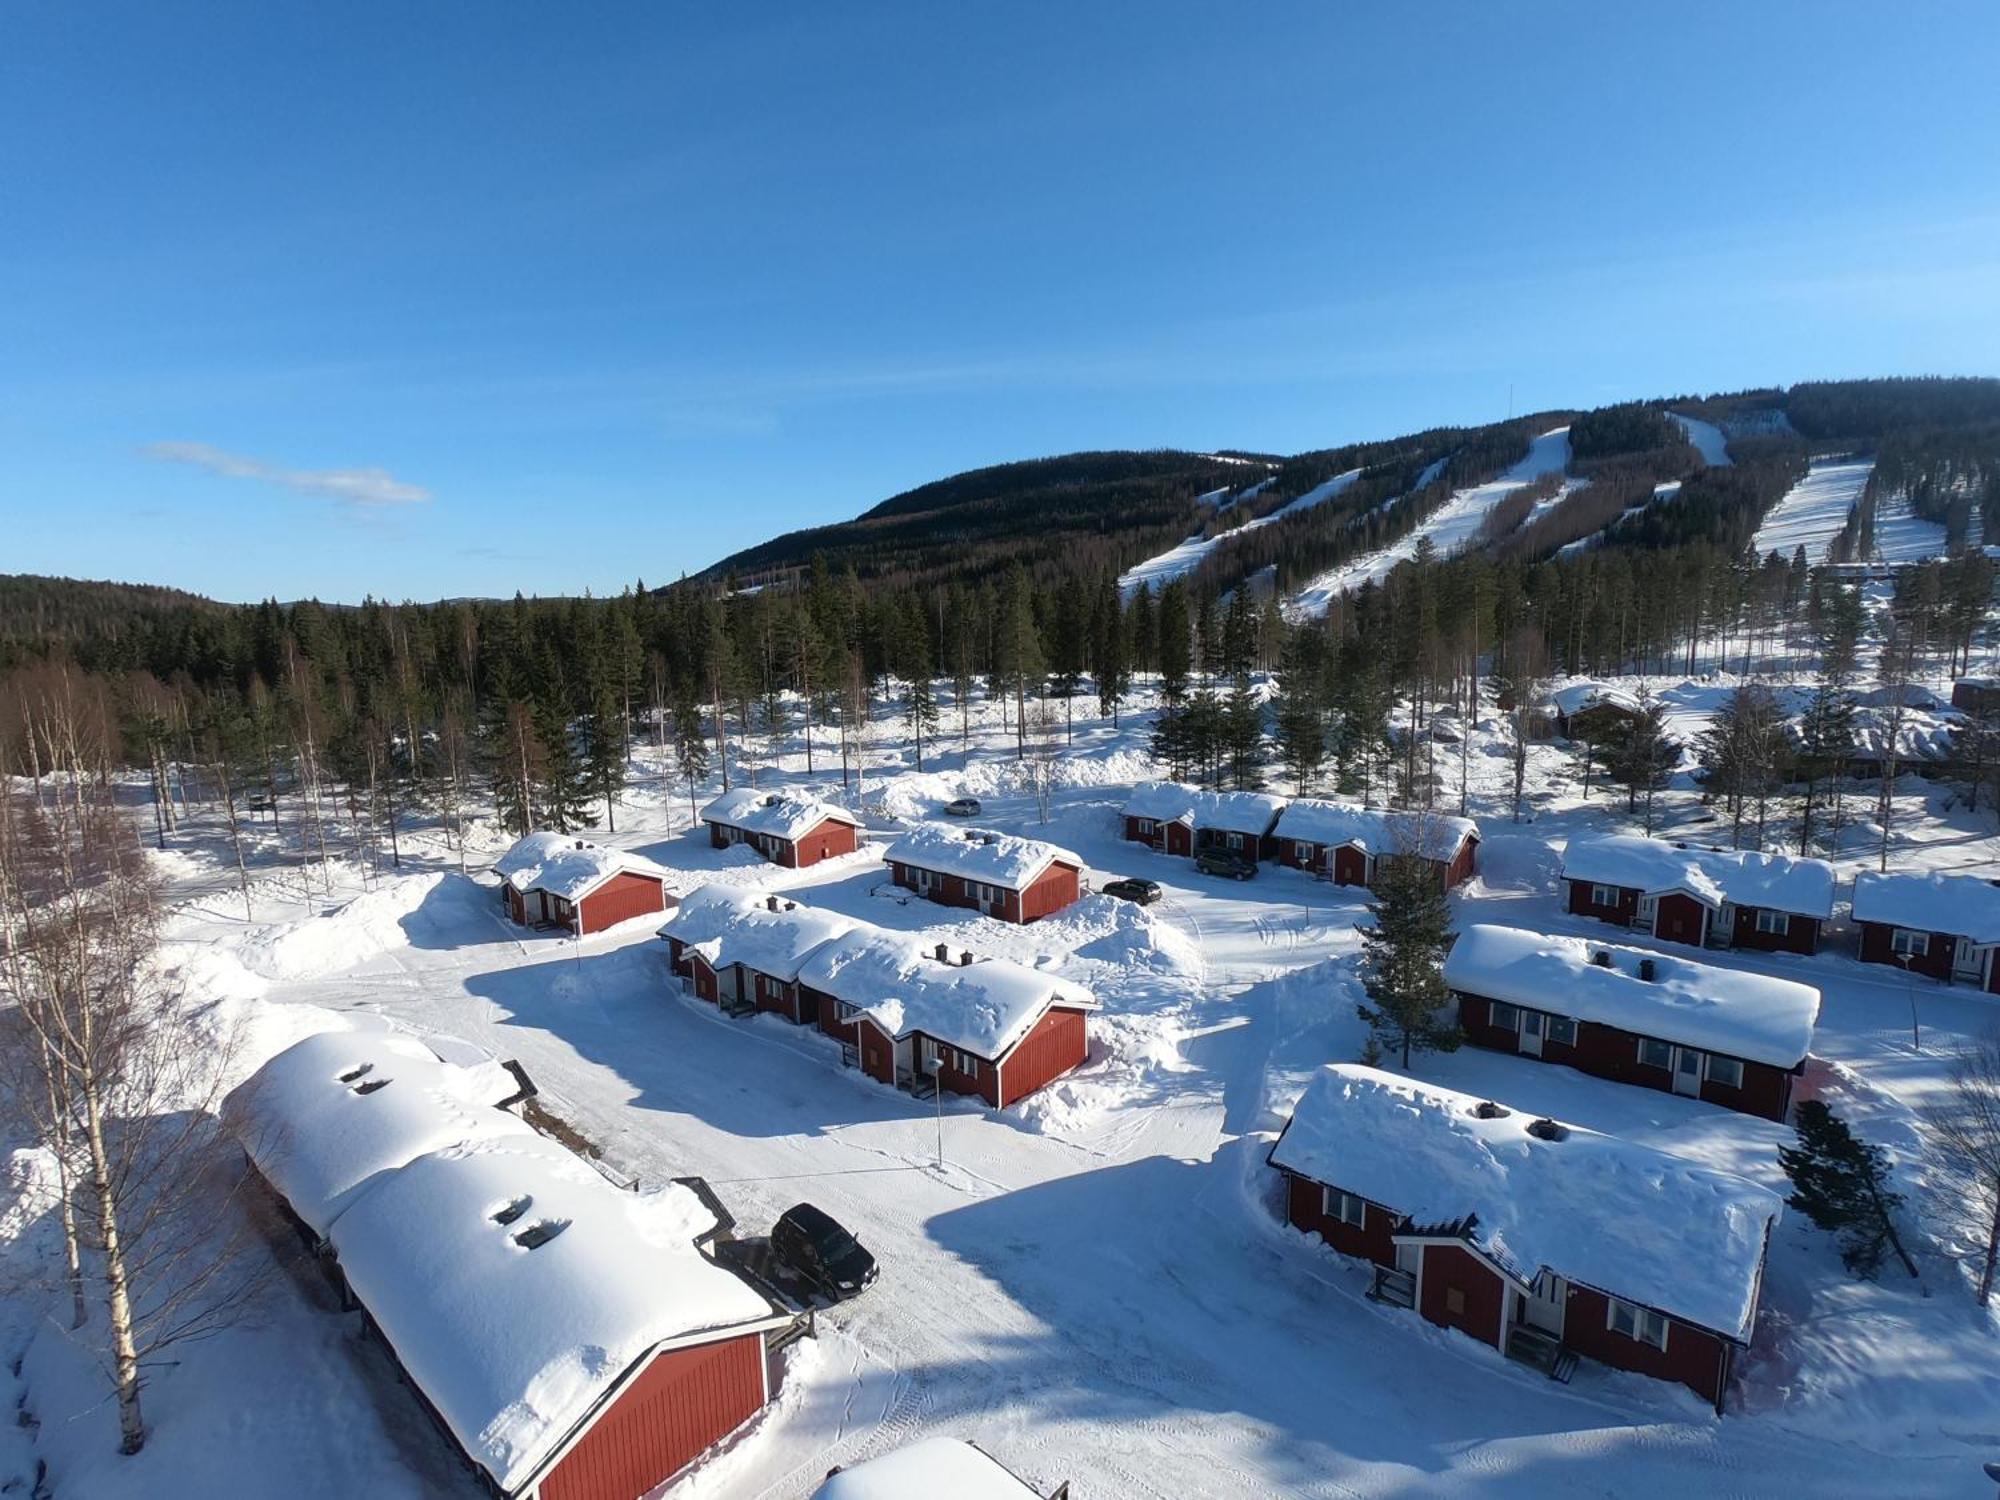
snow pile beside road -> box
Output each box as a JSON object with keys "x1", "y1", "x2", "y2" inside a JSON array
[{"x1": 243, "y1": 872, "x2": 446, "y2": 981}]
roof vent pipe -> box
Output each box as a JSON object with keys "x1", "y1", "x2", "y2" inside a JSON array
[
  {"x1": 1525, "y1": 1118, "x2": 1567, "y2": 1142},
  {"x1": 935, "y1": 942, "x2": 950, "y2": 962},
  {"x1": 960, "y1": 951, "x2": 974, "y2": 966},
  {"x1": 1473, "y1": 1101, "x2": 1510, "y2": 1120},
  {"x1": 767, "y1": 895, "x2": 780, "y2": 912},
  {"x1": 1591, "y1": 950, "x2": 1613, "y2": 968},
  {"x1": 1638, "y1": 958, "x2": 1657, "y2": 982}
]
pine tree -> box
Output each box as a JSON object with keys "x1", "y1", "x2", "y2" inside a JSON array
[
  {"x1": 1354, "y1": 835, "x2": 1461, "y2": 1069},
  {"x1": 1698, "y1": 683, "x2": 1790, "y2": 848},
  {"x1": 905, "y1": 670, "x2": 939, "y2": 770},
  {"x1": 1273, "y1": 622, "x2": 1328, "y2": 793},
  {"x1": 1224, "y1": 675, "x2": 1265, "y2": 790},
  {"x1": 1603, "y1": 692, "x2": 1676, "y2": 834},
  {"x1": 536, "y1": 701, "x2": 594, "y2": 832},
  {"x1": 1093, "y1": 572, "x2": 1129, "y2": 726},
  {"x1": 672, "y1": 693, "x2": 709, "y2": 827},
  {"x1": 1778, "y1": 1100, "x2": 1919, "y2": 1280},
  {"x1": 581, "y1": 681, "x2": 626, "y2": 831}
]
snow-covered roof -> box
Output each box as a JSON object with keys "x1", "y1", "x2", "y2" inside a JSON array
[
  {"x1": 1853, "y1": 870, "x2": 2000, "y2": 945},
  {"x1": 1269, "y1": 1066, "x2": 1779, "y2": 1340},
  {"x1": 701, "y1": 786, "x2": 860, "y2": 840},
  {"x1": 657, "y1": 882, "x2": 857, "y2": 981},
  {"x1": 492, "y1": 832, "x2": 669, "y2": 903},
  {"x1": 1560, "y1": 835, "x2": 1835, "y2": 918},
  {"x1": 883, "y1": 823, "x2": 1081, "y2": 891},
  {"x1": 798, "y1": 926, "x2": 1096, "y2": 1061},
  {"x1": 1548, "y1": 682, "x2": 1643, "y2": 719},
  {"x1": 1187, "y1": 789, "x2": 1288, "y2": 836},
  {"x1": 815, "y1": 1439, "x2": 1045, "y2": 1499},
  {"x1": 225, "y1": 1029, "x2": 531, "y2": 1238},
  {"x1": 1444, "y1": 924, "x2": 1818, "y2": 1068},
  {"x1": 1273, "y1": 801, "x2": 1477, "y2": 861},
  {"x1": 1123, "y1": 780, "x2": 1198, "y2": 823},
  {"x1": 1853, "y1": 683, "x2": 1945, "y2": 710},
  {"x1": 328, "y1": 1133, "x2": 776, "y2": 1495}
]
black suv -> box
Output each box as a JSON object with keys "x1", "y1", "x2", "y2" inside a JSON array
[
  {"x1": 1102, "y1": 877, "x2": 1164, "y2": 905},
  {"x1": 771, "y1": 1203, "x2": 878, "y2": 1300}
]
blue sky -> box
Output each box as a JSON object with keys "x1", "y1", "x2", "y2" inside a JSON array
[{"x1": 4, "y1": 3, "x2": 1998, "y2": 603}]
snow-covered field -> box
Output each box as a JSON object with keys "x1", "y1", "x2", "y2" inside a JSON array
[
  {"x1": 1287, "y1": 430, "x2": 1572, "y2": 617},
  {"x1": 7, "y1": 664, "x2": 2000, "y2": 1499},
  {"x1": 1752, "y1": 458, "x2": 1874, "y2": 563},
  {"x1": 1119, "y1": 469, "x2": 1360, "y2": 599}
]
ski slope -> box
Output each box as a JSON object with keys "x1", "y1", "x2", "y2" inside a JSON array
[
  {"x1": 1751, "y1": 458, "x2": 1873, "y2": 563},
  {"x1": 1286, "y1": 427, "x2": 1570, "y2": 616},
  {"x1": 1118, "y1": 468, "x2": 1361, "y2": 599},
  {"x1": 1873, "y1": 490, "x2": 1951, "y2": 564},
  {"x1": 1668, "y1": 412, "x2": 1733, "y2": 467}
]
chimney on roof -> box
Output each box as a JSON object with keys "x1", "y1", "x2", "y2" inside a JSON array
[
  {"x1": 935, "y1": 942, "x2": 949, "y2": 962},
  {"x1": 1525, "y1": 1118, "x2": 1567, "y2": 1142},
  {"x1": 1473, "y1": 1101, "x2": 1510, "y2": 1120},
  {"x1": 784, "y1": 900, "x2": 796, "y2": 912},
  {"x1": 1591, "y1": 950, "x2": 1612, "y2": 968},
  {"x1": 576, "y1": 839, "x2": 586, "y2": 850},
  {"x1": 960, "y1": 950, "x2": 974, "y2": 966},
  {"x1": 767, "y1": 895, "x2": 780, "y2": 912},
  {"x1": 1638, "y1": 958, "x2": 1657, "y2": 982}
]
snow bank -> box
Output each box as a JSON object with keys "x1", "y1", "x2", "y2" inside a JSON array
[
  {"x1": 815, "y1": 1437, "x2": 1044, "y2": 1498},
  {"x1": 1270, "y1": 1065, "x2": 1780, "y2": 1338},
  {"x1": 246, "y1": 871, "x2": 444, "y2": 981},
  {"x1": 1445, "y1": 924, "x2": 1820, "y2": 1067},
  {"x1": 327, "y1": 1133, "x2": 776, "y2": 1495}
]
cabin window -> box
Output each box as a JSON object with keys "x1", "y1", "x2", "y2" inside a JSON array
[
  {"x1": 1545, "y1": 1015, "x2": 1578, "y2": 1047},
  {"x1": 944, "y1": 1046, "x2": 979, "y2": 1075},
  {"x1": 1490, "y1": 1001, "x2": 1520, "y2": 1032},
  {"x1": 1606, "y1": 1297, "x2": 1669, "y2": 1350},
  {"x1": 1708, "y1": 1056, "x2": 1745, "y2": 1089},
  {"x1": 1891, "y1": 928, "x2": 1930, "y2": 958},
  {"x1": 1589, "y1": 883, "x2": 1620, "y2": 908},
  {"x1": 1322, "y1": 1188, "x2": 1367, "y2": 1228},
  {"x1": 1295, "y1": 841, "x2": 1316, "y2": 864},
  {"x1": 1754, "y1": 909, "x2": 1790, "y2": 937},
  {"x1": 1638, "y1": 1037, "x2": 1674, "y2": 1071}
]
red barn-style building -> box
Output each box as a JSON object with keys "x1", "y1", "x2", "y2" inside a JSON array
[
  {"x1": 1852, "y1": 870, "x2": 2000, "y2": 993},
  {"x1": 701, "y1": 788, "x2": 862, "y2": 869},
  {"x1": 494, "y1": 832, "x2": 674, "y2": 936},
  {"x1": 797, "y1": 927, "x2": 1097, "y2": 1109},
  {"x1": 1561, "y1": 835, "x2": 1833, "y2": 955},
  {"x1": 228, "y1": 1031, "x2": 791, "y2": 1500},
  {"x1": 1272, "y1": 800, "x2": 1479, "y2": 891},
  {"x1": 1269, "y1": 1066, "x2": 1779, "y2": 1413},
  {"x1": 883, "y1": 825, "x2": 1082, "y2": 924},
  {"x1": 1445, "y1": 924, "x2": 1819, "y2": 1121}
]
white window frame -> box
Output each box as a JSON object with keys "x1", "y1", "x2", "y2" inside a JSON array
[
  {"x1": 1606, "y1": 1297, "x2": 1670, "y2": 1350},
  {"x1": 1545, "y1": 1014, "x2": 1578, "y2": 1047},
  {"x1": 1638, "y1": 1037, "x2": 1674, "y2": 1071},
  {"x1": 1753, "y1": 908, "x2": 1790, "y2": 937},
  {"x1": 1589, "y1": 882, "x2": 1620, "y2": 908},
  {"x1": 1707, "y1": 1055, "x2": 1745, "y2": 1089},
  {"x1": 1295, "y1": 840, "x2": 1316, "y2": 864},
  {"x1": 1135, "y1": 817, "x2": 1157, "y2": 837},
  {"x1": 1490, "y1": 1000, "x2": 1520, "y2": 1032},
  {"x1": 1891, "y1": 927, "x2": 1930, "y2": 959},
  {"x1": 1322, "y1": 1187, "x2": 1367, "y2": 1228}
]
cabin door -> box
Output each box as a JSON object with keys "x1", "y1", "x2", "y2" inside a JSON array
[
  {"x1": 1635, "y1": 894, "x2": 1657, "y2": 930},
  {"x1": 1672, "y1": 1046, "x2": 1704, "y2": 1097},
  {"x1": 1517, "y1": 1011, "x2": 1545, "y2": 1058},
  {"x1": 1519, "y1": 1273, "x2": 1566, "y2": 1337},
  {"x1": 1954, "y1": 939, "x2": 1984, "y2": 983}
]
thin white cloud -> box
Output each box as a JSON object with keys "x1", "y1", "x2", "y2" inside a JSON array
[{"x1": 145, "y1": 441, "x2": 431, "y2": 507}]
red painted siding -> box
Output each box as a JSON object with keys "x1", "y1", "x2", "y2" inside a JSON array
[
  {"x1": 539, "y1": 1334, "x2": 766, "y2": 1500},
  {"x1": 997, "y1": 1006, "x2": 1088, "y2": 1106},
  {"x1": 1416, "y1": 1243, "x2": 1506, "y2": 1347},
  {"x1": 1560, "y1": 1282, "x2": 1731, "y2": 1408},
  {"x1": 1165, "y1": 821, "x2": 1194, "y2": 857},
  {"x1": 691, "y1": 955, "x2": 720, "y2": 1005},
  {"x1": 1455, "y1": 994, "x2": 1796, "y2": 1121},
  {"x1": 794, "y1": 816, "x2": 858, "y2": 869},
  {"x1": 1332, "y1": 845, "x2": 1369, "y2": 887},
  {"x1": 1568, "y1": 878, "x2": 1639, "y2": 926},
  {"x1": 577, "y1": 871, "x2": 669, "y2": 935},
  {"x1": 805, "y1": 988, "x2": 847, "y2": 1040},
  {"x1": 892, "y1": 857, "x2": 1078, "y2": 925},
  {"x1": 1652, "y1": 891, "x2": 1709, "y2": 947},
  {"x1": 1124, "y1": 815, "x2": 1164, "y2": 846},
  {"x1": 1727, "y1": 905, "x2": 1820, "y2": 955},
  {"x1": 1283, "y1": 1174, "x2": 1399, "y2": 1267},
  {"x1": 857, "y1": 1020, "x2": 897, "y2": 1087},
  {"x1": 506, "y1": 886, "x2": 529, "y2": 925},
  {"x1": 1444, "y1": 836, "x2": 1478, "y2": 890},
  {"x1": 1019, "y1": 862, "x2": 1081, "y2": 922}
]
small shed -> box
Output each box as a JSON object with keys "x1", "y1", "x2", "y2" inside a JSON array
[
  {"x1": 882, "y1": 825, "x2": 1083, "y2": 924},
  {"x1": 1122, "y1": 781, "x2": 1199, "y2": 855},
  {"x1": 702, "y1": 788, "x2": 862, "y2": 869},
  {"x1": 494, "y1": 832, "x2": 674, "y2": 936}
]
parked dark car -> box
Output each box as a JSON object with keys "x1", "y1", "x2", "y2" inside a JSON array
[
  {"x1": 1102, "y1": 877, "x2": 1164, "y2": 905},
  {"x1": 771, "y1": 1203, "x2": 877, "y2": 1300},
  {"x1": 943, "y1": 796, "x2": 982, "y2": 817},
  {"x1": 1194, "y1": 848, "x2": 1257, "y2": 880}
]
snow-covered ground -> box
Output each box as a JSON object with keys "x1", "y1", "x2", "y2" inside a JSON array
[
  {"x1": 8, "y1": 660, "x2": 2000, "y2": 1499},
  {"x1": 1119, "y1": 469, "x2": 1361, "y2": 599},
  {"x1": 1873, "y1": 490, "x2": 1952, "y2": 565},
  {"x1": 1669, "y1": 412, "x2": 1734, "y2": 468},
  {"x1": 1752, "y1": 458, "x2": 1874, "y2": 564},
  {"x1": 1287, "y1": 430, "x2": 1572, "y2": 616}
]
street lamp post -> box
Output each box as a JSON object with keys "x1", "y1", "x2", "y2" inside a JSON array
[
  {"x1": 1895, "y1": 951, "x2": 1922, "y2": 1052},
  {"x1": 925, "y1": 1055, "x2": 945, "y2": 1168}
]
